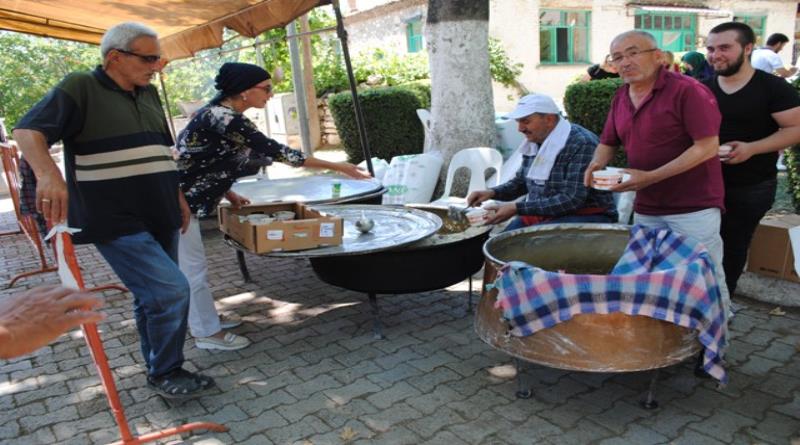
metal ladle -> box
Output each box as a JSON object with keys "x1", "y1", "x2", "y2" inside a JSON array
[
  {"x1": 447, "y1": 204, "x2": 472, "y2": 224},
  {"x1": 355, "y1": 210, "x2": 375, "y2": 234}
]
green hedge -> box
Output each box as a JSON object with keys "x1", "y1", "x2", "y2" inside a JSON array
[
  {"x1": 786, "y1": 146, "x2": 799, "y2": 213},
  {"x1": 563, "y1": 78, "x2": 626, "y2": 167},
  {"x1": 563, "y1": 78, "x2": 623, "y2": 135},
  {"x1": 397, "y1": 80, "x2": 431, "y2": 110},
  {"x1": 329, "y1": 86, "x2": 424, "y2": 164},
  {"x1": 788, "y1": 78, "x2": 800, "y2": 213}
]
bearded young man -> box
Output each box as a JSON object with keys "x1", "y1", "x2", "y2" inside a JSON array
[{"x1": 703, "y1": 22, "x2": 800, "y2": 296}]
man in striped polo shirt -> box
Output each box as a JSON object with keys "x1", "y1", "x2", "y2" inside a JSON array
[{"x1": 14, "y1": 22, "x2": 214, "y2": 398}]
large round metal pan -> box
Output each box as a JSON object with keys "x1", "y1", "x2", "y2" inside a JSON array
[
  {"x1": 477, "y1": 223, "x2": 701, "y2": 372},
  {"x1": 231, "y1": 175, "x2": 384, "y2": 205},
  {"x1": 309, "y1": 205, "x2": 492, "y2": 294},
  {"x1": 268, "y1": 204, "x2": 442, "y2": 258}
]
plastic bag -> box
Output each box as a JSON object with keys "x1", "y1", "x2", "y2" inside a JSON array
[
  {"x1": 381, "y1": 152, "x2": 444, "y2": 205},
  {"x1": 357, "y1": 157, "x2": 389, "y2": 182}
]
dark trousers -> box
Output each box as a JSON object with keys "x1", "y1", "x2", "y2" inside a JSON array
[{"x1": 721, "y1": 177, "x2": 777, "y2": 295}]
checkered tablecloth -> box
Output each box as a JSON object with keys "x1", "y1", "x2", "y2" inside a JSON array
[{"x1": 493, "y1": 224, "x2": 728, "y2": 384}]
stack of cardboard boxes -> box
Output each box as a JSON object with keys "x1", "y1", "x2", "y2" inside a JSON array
[
  {"x1": 219, "y1": 202, "x2": 343, "y2": 253},
  {"x1": 747, "y1": 214, "x2": 800, "y2": 283}
]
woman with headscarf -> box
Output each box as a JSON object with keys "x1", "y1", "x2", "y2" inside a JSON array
[
  {"x1": 176, "y1": 62, "x2": 370, "y2": 351},
  {"x1": 681, "y1": 51, "x2": 714, "y2": 81}
]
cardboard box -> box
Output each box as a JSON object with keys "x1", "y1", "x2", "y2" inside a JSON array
[
  {"x1": 219, "y1": 202, "x2": 342, "y2": 253},
  {"x1": 747, "y1": 214, "x2": 800, "y2": 283}
]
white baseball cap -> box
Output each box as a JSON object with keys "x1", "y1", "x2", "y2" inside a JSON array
[{"x1": 504, "y1": 93, "x2": 561, "y2": 119}]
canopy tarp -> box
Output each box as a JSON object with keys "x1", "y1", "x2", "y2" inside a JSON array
[{"x1": 0, "y1": 0, "x2": 329, "y2": 60}]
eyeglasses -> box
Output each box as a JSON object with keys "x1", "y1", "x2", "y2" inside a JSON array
[
  {"x1": 609, "y1": 48, "x2": 658, "y2": 65},
  {"x1": 115, "y1": 48, "x2": 162, "y2": 64},
  {"x1": 252, "y1": 84, "x2": 273, "y2": 94}
]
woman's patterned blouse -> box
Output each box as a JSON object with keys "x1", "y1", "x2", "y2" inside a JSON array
[{"x1": 177, "y1": 104, "x2": 306, "y2": 217}]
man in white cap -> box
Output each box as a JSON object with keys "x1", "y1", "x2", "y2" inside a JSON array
[{"x1": 468, "y1": 93, "x2": 616, "y2": 229}]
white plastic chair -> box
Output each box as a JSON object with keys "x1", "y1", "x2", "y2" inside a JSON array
[
  {"x1": 432, "y1": 147, "x2": 504, "y2": 205},
  {"x1": 416, "y1": 109, "x2": 433, "y2": 151},
  {"x1": 494, "y1": 117, "x2": 524, "y2": 159}
]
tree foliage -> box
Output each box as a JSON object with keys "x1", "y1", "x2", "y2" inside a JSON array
[
  {"x1": 488, "y1": 38, "x2": 523, "y2": 89},
  {"x1": 161, "y1": 9, "x2": 335, "y2": 116},
  {"x1": 787, "y1": 78, "x2": 800, "y2": 213},
  {"x1": 329, "y1": 87, "x2": 424, "y2": 163},
  {"x1": 0, "y1": 32, "x2": 98, "y2": 129},
  {"x1": 0, "y1": 7, "x2": 524, "y2": 130},
  {"x1": 563, "y1": 78, "x2": 627, "y2": 167}
]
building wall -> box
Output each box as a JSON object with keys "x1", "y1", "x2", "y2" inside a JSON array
[
  {"x1": 344, "y1": 0, "x2": 427, "y2": 57},
  {"x1": 342, "y1": 0, "x2": 798, "y2": 114},
  {"x1": 701, "y1": 0, "x2": 796, "y2": 66},
  {"x1": 490, "y1": 0, "x2": 633, "y2": 112}
]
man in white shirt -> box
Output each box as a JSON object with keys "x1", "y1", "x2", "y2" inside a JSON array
[{"x1": 751, "y1": 33, "x2": 798, "y2": 78}]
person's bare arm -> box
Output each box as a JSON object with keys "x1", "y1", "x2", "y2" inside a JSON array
[
  {"x1": 612, "y1": 135, "x2": 718, "y2": 192},
  {"x1": 724, "y1": 106, "x2": 800, "y2": 164},
  {"x1": 301, "y1": 157, "x2": 372, "y2": 179},
  {"x1": 224, "y1": 190, "x2": 251, "y2": 209},
  {"x1": 774, "y1": 66, "x2": 798, "y2": 78},
  {"x1": 12, "y1": 129, "x2": 67, "y2": 223},
  {"x1": 177, "y1": 189, "x2": 191, "y2": 234},
  {"x1": 484, "y1": 202, "x2": 517, "y2": 225},
  {"x1": 466, "y1": 189, "x2": 496, "y2": 207},
  {"x1": 0, "y1": 286, "x2": 104, "y2": 359}
]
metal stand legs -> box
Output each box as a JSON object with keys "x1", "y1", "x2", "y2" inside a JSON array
[
  {"x1": 367, "y1": 292, "x2": 384, "y2": 340},
  {"x1": 235, "y1": 250, "x2": 252, "y2": 283},
  {"x1": 693, "y1": 350, "x2": 711, "y2": 379},
  {"x1": 640, "y1": 369, "x2": 660, "y2": 410},
  {"x1": 514, "y1": 358, "x2": 533, "y2": 399},
  {"x1": 512, "y1": 361, "x2": 662, "y2": 409},
  {"x1": 466, "y1": 276, "x2": 474, "y2": 314}
]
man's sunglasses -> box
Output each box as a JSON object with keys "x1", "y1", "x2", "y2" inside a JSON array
[{"x1": 115, "y1": 48, "x2": 161, "y2": 64}]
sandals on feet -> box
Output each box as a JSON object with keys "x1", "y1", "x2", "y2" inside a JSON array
[{"x1": 147, "y1": 368, "x2": 215, "y2": 398}]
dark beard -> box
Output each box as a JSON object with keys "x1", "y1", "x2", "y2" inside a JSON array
[{"x1": 715, "y1": 51, "x2": 745, "y2": 77}]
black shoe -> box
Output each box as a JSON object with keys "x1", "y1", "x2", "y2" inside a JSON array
[
  {"x1": 147, "y1": 368, "x2": 216, "y2": 398},
  {"x1": 694, "y1": 351, "x2": 712, "y2": 379}
]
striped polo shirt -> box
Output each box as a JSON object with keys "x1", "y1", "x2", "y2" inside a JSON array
[{"x1": 15, "y1": 67, "x2": 180, "y2": 244}]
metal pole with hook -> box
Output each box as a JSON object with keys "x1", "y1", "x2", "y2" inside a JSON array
[{"x1": 331, "y1": 0, "x2": 375, "y2": 177}]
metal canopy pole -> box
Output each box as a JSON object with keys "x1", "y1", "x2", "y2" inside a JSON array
[
  {"x1": 287, "y1": 21, "x2": 312, "y2": 155},
  {"x1": 331, "y1": 0, "x2": 374, "y2": 176},
  {"x1": 158, "y1": 73, "x2": 177, "y2": 142},
  {"x1": 253, "y1": 35, "x2": 273, "y2": 138}
]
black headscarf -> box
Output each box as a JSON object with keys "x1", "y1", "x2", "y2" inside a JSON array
[{"x1": 211, "y1": 62, "x2": 270, "y2": 104}]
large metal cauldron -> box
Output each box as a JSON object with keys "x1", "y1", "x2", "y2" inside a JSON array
[
  {"x1": 476, "y1": 224, "x2": 700, "y2": 373},
  {"x1": 310, "y1": 205, "x2": 492, "y2": 294}
]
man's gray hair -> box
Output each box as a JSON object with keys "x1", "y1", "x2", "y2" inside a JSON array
[
  {"x1": 100, "y1": 22, "x2": 158, "y2": 58},
  {"x1": 610, "y1": 30, "x2": 658, "y2": 49}
]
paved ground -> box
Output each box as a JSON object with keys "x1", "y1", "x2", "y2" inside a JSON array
[{"x1": 1, "y1": 200, "x2": 799, "y2": 444}]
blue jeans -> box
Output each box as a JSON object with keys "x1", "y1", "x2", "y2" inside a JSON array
[
  {"x1": 504, "y1": 213, "x2": 616, "y2": 231},
  {"x1": 95, "y1": 230, "x2": 190, "y2": 378}
]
